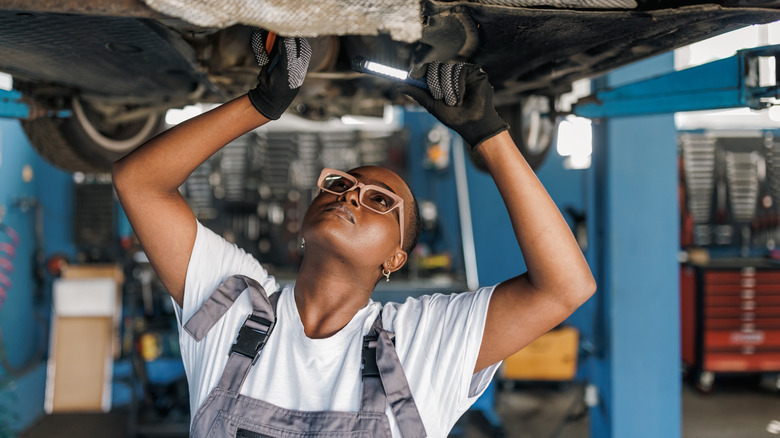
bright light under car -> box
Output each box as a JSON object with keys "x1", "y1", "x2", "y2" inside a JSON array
[{"x1": 364, "y1": 61, "x2": 408, "y2": 81}]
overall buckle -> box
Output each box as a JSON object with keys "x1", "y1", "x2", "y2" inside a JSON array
[
  {"x1": 229, "y1": 314, "x2": 276, "y2": 365},
  {"x1": 361, "y1": 333, "x2": 380, "y2": 378}
]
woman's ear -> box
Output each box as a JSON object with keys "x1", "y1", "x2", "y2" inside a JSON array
[{"x1": 385, "y1": 249, "x2": 408, "y2": 273}]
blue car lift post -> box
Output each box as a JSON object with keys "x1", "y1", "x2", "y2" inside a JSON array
[{"x1": 567, "y1": 44, "x2": 780, "y2": 438}]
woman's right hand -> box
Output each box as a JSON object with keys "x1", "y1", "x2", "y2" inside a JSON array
[{"x1": 247, "y1": 31, "x2": 311, "y2": 120}]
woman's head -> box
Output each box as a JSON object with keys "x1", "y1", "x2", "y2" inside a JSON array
[{"x1": 301, "y1": 166, "x2": 421, "y2": 276}]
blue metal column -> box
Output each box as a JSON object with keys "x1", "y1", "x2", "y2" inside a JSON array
[{"x1": 588, "y1": 52, "x2": 681, "y2": 438}]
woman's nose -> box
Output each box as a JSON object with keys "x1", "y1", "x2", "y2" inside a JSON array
[{"x1": 340, "y1": 188, "x2": 360, "y2": 207}]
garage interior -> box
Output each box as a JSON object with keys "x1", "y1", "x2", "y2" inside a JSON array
[{"x1": 3, "y1": 5, "x2": 780, "y2": 438}]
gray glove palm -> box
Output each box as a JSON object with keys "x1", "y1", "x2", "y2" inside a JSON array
[
  {"x1": 401, "y1": 62, "x2": 508, "y2": 150},
  {"x1": 248, "y1": 31, "x2": 311, "y2": 120}
]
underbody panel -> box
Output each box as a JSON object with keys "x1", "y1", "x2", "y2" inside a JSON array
[{"x1": 0, "y1": 2, "x2": 779, "y2": 108}]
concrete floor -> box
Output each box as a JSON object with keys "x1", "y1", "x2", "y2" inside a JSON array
[
  {"x1": 464, "y1": 384, "x2": 589, "y2": 438},
  {"x1": 680, "y1": 375, "x2": 780, "y2": 438},
  {"x1": 466, "y1": 377, "x2": 780, "y2": 438},
  {"x1": 20, "y1": 377, "x2": 780, "y2": 438}
]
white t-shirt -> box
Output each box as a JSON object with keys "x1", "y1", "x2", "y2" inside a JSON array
[{"x1": 174, "y1": 221, "x2": 501, "y2": 437}]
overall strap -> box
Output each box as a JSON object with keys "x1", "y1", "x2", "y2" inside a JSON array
[
  {"x1": 361, "y1": 312, "x2": 427, "y2": 437},
  {"x1": 183, "y1": 275, "x2": 276, "y2": 341},
  {"x1": 360, "y1": 312, "x2": 387, "y2": 414},
  {"x1": 183, "y1": 275, "x2": 279, "y2": 393}
]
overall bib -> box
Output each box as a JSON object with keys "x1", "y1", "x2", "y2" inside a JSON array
[{"x1": 183, "y1": 275, "x2": 428, "y2": 437}]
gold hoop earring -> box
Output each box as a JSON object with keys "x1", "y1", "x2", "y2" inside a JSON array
[{"x1": 382, "y1": 267, "x2": 391, "y2": 282}]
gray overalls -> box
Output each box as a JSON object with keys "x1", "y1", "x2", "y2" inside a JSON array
[{"x1": 183, "y1": 275, "x2": 428, "y2": 437}]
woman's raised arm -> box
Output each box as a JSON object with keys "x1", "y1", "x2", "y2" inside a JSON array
[
  {"x1": 401, "y1": 64, "x2": 596, "y2": 372},
  {"x1": 113, "y1": 96, "x2": 270, "y2": 306},
  {"x1": 113, "y1": 35, "x2": 311, "y2": 306}
]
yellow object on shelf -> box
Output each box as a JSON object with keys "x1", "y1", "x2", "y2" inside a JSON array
[
  {"x1": 419, "y1": 253, "x2": 451, "y2": 270},
  {"x1": 502, "y1": 326, "x2": 579, "y2": 381}
]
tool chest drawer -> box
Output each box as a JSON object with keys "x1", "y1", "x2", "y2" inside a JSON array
[
  {"x1": 703, "y1": 330, "x2": 780, "y2": 348},
  {"x1": 705, "y1": 318, "x2": 780, "y2": 330},
  {"x1": 704, "y1": 352, "x2": 780, "y2": 372},
  {"x1": 683, "y1": 264, "x2": 780, "y2": 379},
  {"x1": 704, "y1": 269, "x2": 780, "y2": 285}
]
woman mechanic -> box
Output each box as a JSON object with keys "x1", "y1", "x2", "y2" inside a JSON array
[{"x1": 113, "y1": 35, "x2": 596, "y2": 437}]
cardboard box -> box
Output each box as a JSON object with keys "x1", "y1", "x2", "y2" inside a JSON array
[
  {"x1": 62, "y1": 264, "x2": 123, "y2": 358},
  {"x1": 45, "y1": 266, "x2": 123, "y2": 413},
  {"x1": 46, "y1": 315, "x2": 113, "y2": 412}
]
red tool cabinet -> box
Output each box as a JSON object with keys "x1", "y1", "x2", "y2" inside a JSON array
[{"x1": 681, "y1": 263, "x2": 780, "y2": 391}]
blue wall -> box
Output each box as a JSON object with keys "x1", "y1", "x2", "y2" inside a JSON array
[
  {"x1": 0, "y1": 117, "x2": 75, "y2": 434},
  {"x1": 464, "y1": 147, "x2": 527, "y2": 286},
  {"x1": 403, "y1": 108, "x2": 466, "y2": 274}
]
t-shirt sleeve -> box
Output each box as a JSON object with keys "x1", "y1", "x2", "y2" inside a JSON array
[
  {"x1": 172, "y1": 220, "x2": 279, "y2": 411},
  {"x1": 385, "y1": 286, "x2": 501, "y2": 434},
  {"x1": 174, "y1": 220, "x2": 279, "y2": 327}
]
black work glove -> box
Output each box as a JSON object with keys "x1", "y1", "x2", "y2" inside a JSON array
[
  {"x1": 400, "y1": 62, "x2": 508, "y2": 150},
  {"x1": 248, "y1": 30, "x2": 311, "y2": 120}
]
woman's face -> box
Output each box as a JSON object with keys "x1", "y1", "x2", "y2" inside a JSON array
[{"x1": 301, "y1": 166, "x2": 413, "y2": 268}]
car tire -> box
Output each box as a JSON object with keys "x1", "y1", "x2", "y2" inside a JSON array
[
  {"x1": 469, "y1": 95, "x2": 556, "y2": 172},
  {"x1": 22, "y1": 97, "x2": 163, "y2": 173}
]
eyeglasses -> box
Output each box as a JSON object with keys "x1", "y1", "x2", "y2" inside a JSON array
[{"x1": 317, "y1": 168, "x2": 405, "y2": 249}]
